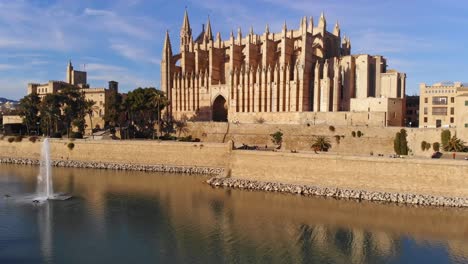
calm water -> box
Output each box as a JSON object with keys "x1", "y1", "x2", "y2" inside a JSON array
[{"x1": 0, "y1": 165, "x2": 467, "y2": 264}]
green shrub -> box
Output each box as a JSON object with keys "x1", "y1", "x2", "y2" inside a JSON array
[
  {"x1": 14, "y1": 135, "x2": 23, "y2": 142},
  {"x1": 357, "y1": 131, "x2": 363, "y2": 137},
  {"x1": 51, "y1": 132, "x2": 62, "y2": 138},
  {"x1": 351, "y1": 131, "x2": 356, "y2": 137},
  {"x1": 433, "y1": 142, "x2": 440, "y2": 152},
  {"x1": 69, "y1": 132, "x2": 83, "y2": 139},
  {"x1": 7, "y1": 137, "x2": 15, "y2": 143},
  {"x1": 421, "y1": 141, "x2": 427, "y2": 151},
  {"x1": 29, "y1": 136, "x2": 38, "y2": 143},
  {"x1": 425, "y1": 142, "x2": 431, "y2": 151},
  {"x1": 67, "y1": 142, "x2": 75, "y2": 150},
  {"x1": 441, "y1": 130, "x2": 451, "y2": 150},
  {"x1": 270, "y1": 131, "x2": 283, "y2": 146},
  {"x1": 329, "y1": 125, "x2": 335, "y2": 132},
  {"x1": 178, "y1": 135, "x2": 200, "y2": 142},
  {"x1": 394, "y1": 129, "x2": 408, "y2": 155}
]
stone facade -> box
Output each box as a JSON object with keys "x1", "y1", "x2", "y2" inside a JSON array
[
  {"x1": 161, "y1": 11, "x2": 406, "y2": 126},
  {"x1": 27, "y1": 62, "x2": 119, "y2": 133},
  {"x1": 419, "y1": 82, "x2": 468, "y2": 140}
]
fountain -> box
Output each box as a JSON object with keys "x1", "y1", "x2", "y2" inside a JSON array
[{"x1": 36, "y1": 138, "x2": 71, "y2": 201}]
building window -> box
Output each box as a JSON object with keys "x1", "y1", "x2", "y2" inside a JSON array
[
  {"x1": 432, "y1": 107, "x2": 447, "y2": 116},
  {"x1": 450, "y1": 117, "x2": 454, "y2": 123},
  {"x1": 424, "y1": 97, "x2": 428, "y2": 103},
  {"x1": 432, "y1": 96, "x2": 448, "y2": 105},
  {"x1": 424, "y1": 117, "x2": 428, "y2": 123},
  {"x1": 450, "y1": 107, "x2": 454, "y2": 115},
  {"x1": 424, "y1": 107, "x2": 428, "y2": 115},
  {"x1": 451, "y1": 97, "x2": 455, "y2": 103}
]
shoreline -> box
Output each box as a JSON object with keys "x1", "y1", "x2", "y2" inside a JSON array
[
  {"x1": 1, "y1": 156, "x2": 467, "y2": 208},
  {"x1": 0, "y1": 157, "x2": 224, "y2": 176},
  {"x1": 206, "y1": 177, "x2": 468, "y2": 208}
]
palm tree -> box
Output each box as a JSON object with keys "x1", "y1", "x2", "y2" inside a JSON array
[
  {"x1": 174, "y1": 119, "x2": 189, "y2": 138},
  {"x1": 311, "y1": 135, "x2": 332, "y2": 152},
  {"x1": 84, "y1": 100, "x2": 96, "y2": 139},
  {"x1": 151, "y1": 90, "x2": 168, "y2": 138},
  {"x1": 446, "y1": 135, "x2": 466, "y2": 152}
]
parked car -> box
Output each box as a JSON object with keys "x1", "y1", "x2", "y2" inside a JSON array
[{"x1": 431, "y1": 152, "x2": 442, "y2": 159}]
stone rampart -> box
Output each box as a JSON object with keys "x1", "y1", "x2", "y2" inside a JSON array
[{"x1": 1, "y1": 138, "x2": 467, "y2": 207}]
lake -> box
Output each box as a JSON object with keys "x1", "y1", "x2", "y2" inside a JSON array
[{"x1": 0, "y1": 164, "x2": 467, "y2": 264}]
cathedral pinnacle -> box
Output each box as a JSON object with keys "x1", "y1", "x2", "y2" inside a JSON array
[
  {"x1": 333, "y1": 21, "x2": 340, "y2": 36},
  {"x1": 163, "y1": 30, "x2": 172, "y2": 54},
  {"x1": 308, "y1": 16, "x2": 314, "y2": 33},
  {"x1": 181, "y1": 9, "x2": 191, "y2": 34},
  {"x1": 205, "y1": 16, "x2": 213, "y2": 41},
  {"x1": 319, "y1": 11, "x2": 326, "y2": 29}
]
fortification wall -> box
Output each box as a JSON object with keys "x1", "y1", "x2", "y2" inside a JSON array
[
  {"x1": 0, "y1": 139, "x2": 229, "y2": 168},
  {"x1": 228, "y1": 150, "x2": 468, "y2": 198},
  {"x1": 1, "y1": 138, "x2": 467, "y2": 206},
  {"x1": 186, "y1": 122, "x2": 456, "y2": 157}
]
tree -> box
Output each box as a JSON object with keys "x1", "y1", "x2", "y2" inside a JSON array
[
  {"x1": 394, "y1": 129, "x2": 408, "y2": 155},
  {"x1": 445, "y1": 135, "x2": 466, "y2": 152},
  {"x1": 18, "y1": 93, "x2": 41, "y2": 135},
  {"x1": 270, "y1": 130, "x2": 283, "y2": 149},
  {"x1": 60, "y1": 86, "x2": 87, "y2": 137},
  {"x1": 124, "y1": 87, "x2": 168, "y2": 139},
  {"x1": 85, "y1": 100, "x2": 96, "y2": 139},
  {"x1": 150, "y1": 89, "x2": 169, "y2": 138},
  {"x1": 39, "y1": 94, "x2": 62, "y2": 136},
  {"x1": 433, "y1": 142, "x2": 440, "y2": 152},
  {"x1": 311, "y1": 135, "x2": 332, "y2": 152},
  {"x1": 174, "y1": 118, "x2": 189, "y2": 137},
  {"x1": 104, "y1": 91, "x2": 124, "y2": 128},
  {"x1": 441, "y1": 129, "x2": 451, "y2": 151}
]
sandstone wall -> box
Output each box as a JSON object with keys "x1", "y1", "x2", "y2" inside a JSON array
[
  {"x1": 1, "y1": 137, "x2": 467, "y2": 202},
  {"x1": 186, "y1": 122, "x2": 456, "y2": 157},
  {"x1": 228, "y1": 150, "x2": 468, "y2": 198},
  {"x1": 0, "y1": 139, "x2": 229, "y2": 168}
]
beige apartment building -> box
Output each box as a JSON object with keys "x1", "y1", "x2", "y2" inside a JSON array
[
  {"x1": 27, "y1": 61, "x2": 119, "y2": 132},
  {"x1": 161, "y1": 11, "x2": 406, "y2": 126},
  {"x1": 419, "y1": 82, "x2": 468, "y2": 140}
]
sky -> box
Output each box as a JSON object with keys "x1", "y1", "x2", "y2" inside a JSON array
[{"x1": 0, "y1": 0, "x2": 467, "y2": 100}]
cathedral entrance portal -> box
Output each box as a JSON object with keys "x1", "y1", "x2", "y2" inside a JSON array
[{"x1": 212, "y1": 95, "x2": 228, "y2": 122}]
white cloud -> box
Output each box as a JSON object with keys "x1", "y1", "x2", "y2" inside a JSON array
[{"x1": 111, "y1": 43, "x2": 160, "y2": 65}]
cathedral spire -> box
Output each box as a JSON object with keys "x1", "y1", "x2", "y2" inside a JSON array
[
  {"x1": 180, "y1": 9, "x2": 192, "y2": 49},
  {"x1": 318, "y1": 11, "x2": 326, "y2": 29},
  {"x1": 205, "y1": 16, "x2": 213, "y2": 42},
  {"x1": 237, "y1": 27, "x2": 242, "y2": 43},
  {"x1": 282, "y1": 20, "x2": 287, "y2": 31},
  {"x1": 265, "y1": 24, "x2": 270, "y2": 34},
  {"x1": 308, "y1": 16, "x2": 314, "y2": 33},
  {"x1": 333, "y1": 21, "x2": 340, "y2": 36},
  {"x1": 163, "y1": 30, "x2": 172, "y2": 55}
]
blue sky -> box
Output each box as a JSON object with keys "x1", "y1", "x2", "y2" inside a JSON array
[{"x1": 0, "y1": 0, "x2": 467, "y2": 100}]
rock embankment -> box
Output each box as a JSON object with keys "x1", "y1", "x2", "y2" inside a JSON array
[
  {"x1": 0, "y1": 157, "x2": 224, "y2": 175},
  {"x1": 206, "y1": 177, "x2": 468, "y2": 208}
]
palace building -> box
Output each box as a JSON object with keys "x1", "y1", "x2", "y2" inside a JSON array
[
  {"x1": 419, "y1": 82, "x2": 468, "y2": 140},
  {"x1": 27, "y1": 61, "x2": 119, "y2": 133},
  {"x1": 161, "y1": 11, "x2": 406, "y2": 126}
]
